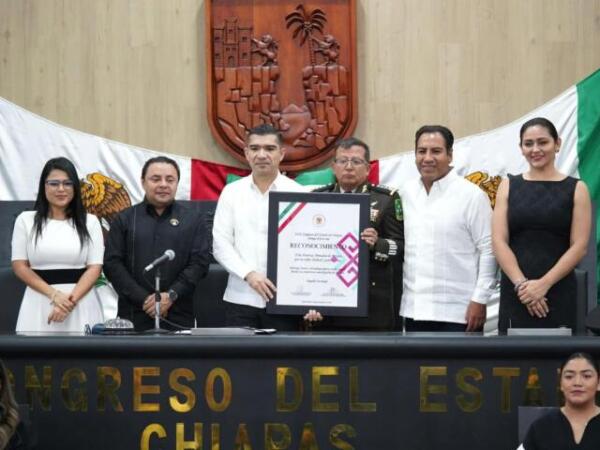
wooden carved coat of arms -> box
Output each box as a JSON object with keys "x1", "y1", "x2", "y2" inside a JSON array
[{"x1": 206, "y1": 0, "x2": 357, "y2": 171}]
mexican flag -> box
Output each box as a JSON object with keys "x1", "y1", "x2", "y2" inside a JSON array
[{"x1": 1, "y1": 69, "x2": 599, "y2": 302}]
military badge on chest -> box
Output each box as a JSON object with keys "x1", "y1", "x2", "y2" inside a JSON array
[{"x1": 370, "y1": 201, "x2": 379, "y2": 223}]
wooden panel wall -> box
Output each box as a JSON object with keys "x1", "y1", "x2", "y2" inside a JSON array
[{"x1": 1, "y1": 0, "x2": 599, "y2": 165}]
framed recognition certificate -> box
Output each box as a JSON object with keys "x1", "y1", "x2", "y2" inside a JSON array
[{"x1": 266, "y1": 191, "x2": 369, "y2": 316}]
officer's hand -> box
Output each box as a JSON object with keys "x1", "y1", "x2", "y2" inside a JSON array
[
  {"x1": 245, "y1": 271, "x2": 276, "y2": 301},
  {"x1": 360, "y1": 227, "x2": 379, "y2": 248},
  {"x1": 303, "y1": 309, "x2": 323, "y2": 322}
]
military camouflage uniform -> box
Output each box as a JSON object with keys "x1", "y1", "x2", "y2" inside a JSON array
[{"x1": 312, "y1": 182, "x2": 404, "y2": 330}]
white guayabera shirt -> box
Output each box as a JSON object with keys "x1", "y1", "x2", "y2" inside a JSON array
[
  {"x1": 212, "y1": 172, "x2": 306, "y2": 309},
  {"x1": 399, "y1": 169, "x2": 497, "y2": 324}
]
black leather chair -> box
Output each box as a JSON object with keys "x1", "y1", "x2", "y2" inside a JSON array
[
  {"x1": 574, "y1": 268, "x2": 588, "y2": 335},
  {"x1": 518, "y1": 406, "x2": 557, "y2": 442},
  {"x1": 193, "y1": 263, "x2": 228, "y2": 327},
  {"x1": 0, "y1": 201, "x2": 34, "y2": 268},
  {"x1": 179, "y1": 201, "x2": 228, "y2": 326},
  {"x1": 0, "y1": 267, "x2": 26, "y2": 332},
  {"x1": 0, "y1": 202, "x2": 33, "y2": 333},
  {"x1": 586, "y1": 306, "x2": 600, "y2": 335}
]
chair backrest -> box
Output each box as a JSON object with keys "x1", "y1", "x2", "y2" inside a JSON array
[
  {"x1": 0, "y1": 201, "x2": 34, "y2": 268},
  {"x1": 193, "y1": 263, "x2": 228, "y2": 327},
  {"x1": 0, "y1": 267, "x2": 26, "y2": 332},
  {"x1": 518, "y1": 406, "x2": 557, "y2": 442},
  {"x1": 574, "y1": 269, "x2": 588, "y2": 335},
  {"x1": 577, "y1": 201, "x2": 597, "y2": 312}
]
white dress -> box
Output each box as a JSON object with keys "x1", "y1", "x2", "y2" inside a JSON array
[{"x1": 11, "y1": 211, "x2": 105, "y2": 333}]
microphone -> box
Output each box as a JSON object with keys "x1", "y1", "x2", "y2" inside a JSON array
[{"x1": 144, "y1": 249, "x2": 175, "y2": 272}]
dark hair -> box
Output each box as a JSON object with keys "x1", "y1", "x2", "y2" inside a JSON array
[
  {"x1": 34, "y1": 157, "x2": 90, "y2": 247},
  {"x1": 0, "y1": 360, "x2": 19, "y2": 448},
  {"x1": 247, "y1": 124, "x2": 283, "y2": 145},
  {"x1": 519, "y1": 117, "x2": 559, "y2": 144},
  {"x1": 336, "y1": 137, "x2": 371, "y2": 162},
  {"x1": 415, "y1": 125, "x2": 454, "y2": 153},
  {"x1": 141, "y1": 156, "x2": 180, "y2": 180},
  {"x1": 560, "y1": 352, "x2": 600, "y2": 375}
]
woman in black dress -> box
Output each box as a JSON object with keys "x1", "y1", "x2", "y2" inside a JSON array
[
  {"x1": 493, "y1": 117, "x2": 592, "y2": 332},
  {"x1": 519, "y1": 352, "x2": 600, "y2": 449}
]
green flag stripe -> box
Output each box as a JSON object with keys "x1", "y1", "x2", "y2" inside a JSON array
[
  {"x1": 295, "y1": 167, "x2": 335, "y2": 185},
  {"x1": 226, "y1": 173, "x2": 242, "y2": 184},
  {"x1": 576, "y1": 68, "x2": 600, "y2": 304},
  {"x1": 278, "y1": 202, "x2": 297, "y2": 222}
]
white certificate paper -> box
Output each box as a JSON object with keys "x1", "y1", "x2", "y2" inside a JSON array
[{"x1": 267, "y1": 192, "x2": 369, "y2": 316}]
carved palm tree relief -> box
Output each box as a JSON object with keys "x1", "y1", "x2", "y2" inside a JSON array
[{"x1": 285, "y1": 4, "x2": 327, "y2": 65}]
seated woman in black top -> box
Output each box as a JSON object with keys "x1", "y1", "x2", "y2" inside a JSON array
[{"x1": 520, "y1": 352, "x2": 600, "y2": 449}]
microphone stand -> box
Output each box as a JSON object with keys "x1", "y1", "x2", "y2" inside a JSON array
[{"x1": 145, "y1": 267, "x2": 170, "y2": 334}]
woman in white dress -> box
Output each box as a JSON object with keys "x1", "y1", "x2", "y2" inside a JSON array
[{"x1": 11, "y1": 157, "x2": 105, "y2": 332}]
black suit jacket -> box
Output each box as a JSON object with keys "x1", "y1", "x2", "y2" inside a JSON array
[{"x1": 104, "y1": 200, "x2": 210, "y2": 330}]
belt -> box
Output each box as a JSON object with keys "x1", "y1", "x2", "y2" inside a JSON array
[{"x1": 33, "y1": 268, "x2": 86, "y2": 284}]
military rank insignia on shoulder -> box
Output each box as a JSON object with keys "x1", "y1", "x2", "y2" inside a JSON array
[
  {"x1": 371, "y1": 184, "x2": 403, "y2": 221},
  {"x1": 371, "y1": 184, "x2": 396, "y2": 196},
  {"x1": 394, "y1": 197, "x2": 403, "y2": 221},
  {"x1": 311, "y1": 183, "x2": 335, "y2": 192}
]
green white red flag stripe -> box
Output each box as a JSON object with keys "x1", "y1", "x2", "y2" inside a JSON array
[{"x1": 277, "y1": 202, "x2": 307, "y2": 234}]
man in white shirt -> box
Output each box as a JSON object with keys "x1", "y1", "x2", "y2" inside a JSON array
[
  {"x1": 212, "y1": 124, "x2": 305, "y2": 330},
  {"x1": 399, "y1": 125, "x2": 496, "y2": 332}
]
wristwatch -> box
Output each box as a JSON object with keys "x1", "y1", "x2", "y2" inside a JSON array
[{"x1": 168, "y1": 289, "x2": 178, "y2": 302}]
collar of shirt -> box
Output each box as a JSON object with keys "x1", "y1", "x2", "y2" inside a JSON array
[
  {"x1": 249, "y1": 172, "x2": 288, "y2": 195},
  {"x1": 419, "y1": 167, "x2": 457, "y2": 195},
  {"x1": 143, "y1": 199, "x2": 175, "y2": 218},
  {"x1": 334, "y1": 182, "x2": 369, "y2": 194}
]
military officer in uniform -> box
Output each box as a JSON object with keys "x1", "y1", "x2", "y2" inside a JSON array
[{"x1": 309, "y1": 137, "x2": 404, "y2": 330}]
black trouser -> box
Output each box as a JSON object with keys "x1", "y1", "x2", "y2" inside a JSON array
[
  {"x1": 225, "y1": 302, "x2": 300, "y2": 331},
  {"x1": 403, "y1": 317, "x2": 468, "y2": 332}
]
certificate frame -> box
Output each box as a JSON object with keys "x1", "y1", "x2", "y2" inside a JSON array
[{"x1": 266, "y1": 191, "x2": 370, "y2": 316}]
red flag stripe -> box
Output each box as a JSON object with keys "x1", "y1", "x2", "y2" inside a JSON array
[
  {"x1": 368, "y1": 160, "x2": 379, "y2": 185},
  {"x1": 190, "y1": 159, "x2": 250, "y2": 200},
  {"x1": 190, "y1": 158, "x2": 381, "y2": 200}
]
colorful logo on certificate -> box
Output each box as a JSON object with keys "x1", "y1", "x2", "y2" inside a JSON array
[
  {"x1": 335, "y1": 232, "x2": 359, "y2": 287},
  {"x1": 312, "y1": 214, "x2": 326, "y2": 226}
]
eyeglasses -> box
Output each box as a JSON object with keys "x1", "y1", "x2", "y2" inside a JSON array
[
  {"x1": 45, "y1": 180, "x2": 75, "y2": 189},
  {"x1": 333, "y1": 158, "x2": 368, "y2": 167}
]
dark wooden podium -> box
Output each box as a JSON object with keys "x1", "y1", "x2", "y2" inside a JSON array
[{"x1": 3, "y1": 333, "x2": 599, "y2": 449}]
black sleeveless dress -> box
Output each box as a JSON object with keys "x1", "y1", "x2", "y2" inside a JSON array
[{"x1": 498, "y1": 174, "x2": 578, "y2": 332}]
